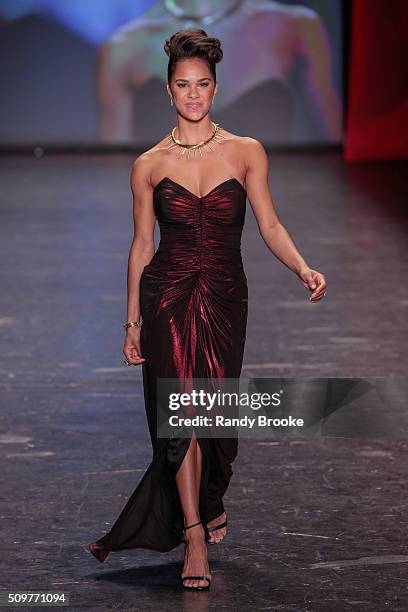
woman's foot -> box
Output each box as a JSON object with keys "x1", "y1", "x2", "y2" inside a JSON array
[
  {"x1": 182, "y1": 522, "x2": 212, "y2": 589},
  {"x1": 88, "y1": 542, "x2": 110, "y2": 563},
  {"x1": 207, "y1": 511, "x2": 227, "y2": 544}
]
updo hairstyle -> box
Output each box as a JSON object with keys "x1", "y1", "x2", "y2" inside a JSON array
[{"x1": 164, "y1": 28, "x2": 223, "y2": 84}]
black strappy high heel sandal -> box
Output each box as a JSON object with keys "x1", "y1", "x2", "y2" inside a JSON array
[
  {"x1": 207, "y1": 512, "x2": 228, "y2": 545},
  {"x1": 181, "y1": 520, "x2": 211, "y2": 591}
]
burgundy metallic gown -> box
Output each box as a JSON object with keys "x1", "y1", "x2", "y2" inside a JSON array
[{"x1": 92, "y1": 175, "x2": 248, "y2": 555}]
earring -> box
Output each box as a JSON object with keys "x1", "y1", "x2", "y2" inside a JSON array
[{"x1": 170, "y1": 97, "x2": 173, "y2": 106}]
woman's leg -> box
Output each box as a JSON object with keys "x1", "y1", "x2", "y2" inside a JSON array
[
  {"x1": 205, "y1": 438, "x2": 235, "y2": 543},
  {"x1": 176, "y1": 430, "x2": 211, "y2": 588}
]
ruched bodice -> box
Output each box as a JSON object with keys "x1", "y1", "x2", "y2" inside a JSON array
[
  {"x1": 140, "y1": 176, "x2": 248, "y2": 380},
  {"x1": 93, "y1": 175, "x2": 249, "y2": 554},
  {"x1": 143, "y1": 176, "x2": 247, "y2": 274}
]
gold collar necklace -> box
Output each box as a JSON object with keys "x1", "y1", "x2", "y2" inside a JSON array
[{"x1": 166, "y1": 121, "x2": 227, "y2": 159}]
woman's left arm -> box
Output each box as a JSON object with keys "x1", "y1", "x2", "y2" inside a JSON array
[{"x1": 244, "y1": 137, "x2": 327, "y2": 303}]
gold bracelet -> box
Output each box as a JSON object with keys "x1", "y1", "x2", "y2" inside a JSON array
[{"x1": 123, "y1": 319, "x2": 143, "y2": 330}]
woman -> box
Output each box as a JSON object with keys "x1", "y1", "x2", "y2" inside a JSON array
[
  {"x1": 89, "y1": 28, "x2": 327, "y2": 591},
  {"x1": 97, "y1": 0, "x2": 342, "y2": 143}
]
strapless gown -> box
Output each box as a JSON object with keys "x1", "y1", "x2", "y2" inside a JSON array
[{"x1": 91, "y1": 175, "x2": 248, "y2": 554}]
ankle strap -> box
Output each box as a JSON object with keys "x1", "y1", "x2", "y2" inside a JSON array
[{"x1": 184, "y1": 519, "x2": 202, "y2": 531}]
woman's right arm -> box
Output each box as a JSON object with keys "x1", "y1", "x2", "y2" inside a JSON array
[{"x1": 123, "y1": 154, "x2": 156, "y2": 365}]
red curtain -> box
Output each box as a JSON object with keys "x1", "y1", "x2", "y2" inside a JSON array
[{"x1": 344, "y1": 0, "x2": 408, "y2": 160}]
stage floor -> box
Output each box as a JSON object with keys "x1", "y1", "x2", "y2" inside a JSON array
[{"x1": 0, "y1": 151, "x2": 407, "y2": 610}]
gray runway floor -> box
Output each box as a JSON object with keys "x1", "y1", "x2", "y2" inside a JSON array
[{"x1": 0, "y1": 152, "x2": 407, "y2": 611}]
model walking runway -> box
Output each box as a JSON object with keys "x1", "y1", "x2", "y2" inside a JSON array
[{"x1": 91, "y1": 174, "x2": 248, "y2": 555}]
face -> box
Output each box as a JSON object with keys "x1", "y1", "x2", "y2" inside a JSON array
[{"x1": 167, "y1": 57, "x2": 217, "y2": 119}]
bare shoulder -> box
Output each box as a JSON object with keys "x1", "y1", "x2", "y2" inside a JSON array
[
  {"x1": 240, "y1": 136, "x2": 267, "y2": 155},
  {"x1": 223, "y1": 130, "x2": 266, "y2": 154},
  {"x1": 232, "y1": 135, "x2": 268, "y2": 172},
  {"x1": 220, "y1": 130, "x2": 267, "y2": 175},
  {"x1": 132, "y1": 134, "x2": 178, "y2": 187},
  {"x1": 130, "y1": 152, "x2": 152, "y2": 193},
  {"x1": 130, "y1": 136, "x2": 171, "y2": 189}
]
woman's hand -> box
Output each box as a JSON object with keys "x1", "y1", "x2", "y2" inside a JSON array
[
  {"x1": 297, "y1": 267, "x2": 327, "y2": 302},
  {"x1": 123, "y1": 327, "x2": 146, "y2": 366}
]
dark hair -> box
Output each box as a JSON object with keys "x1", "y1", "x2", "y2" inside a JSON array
[{"x1": 164, "y1": 28, "x2": 223, "y2": 84}]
